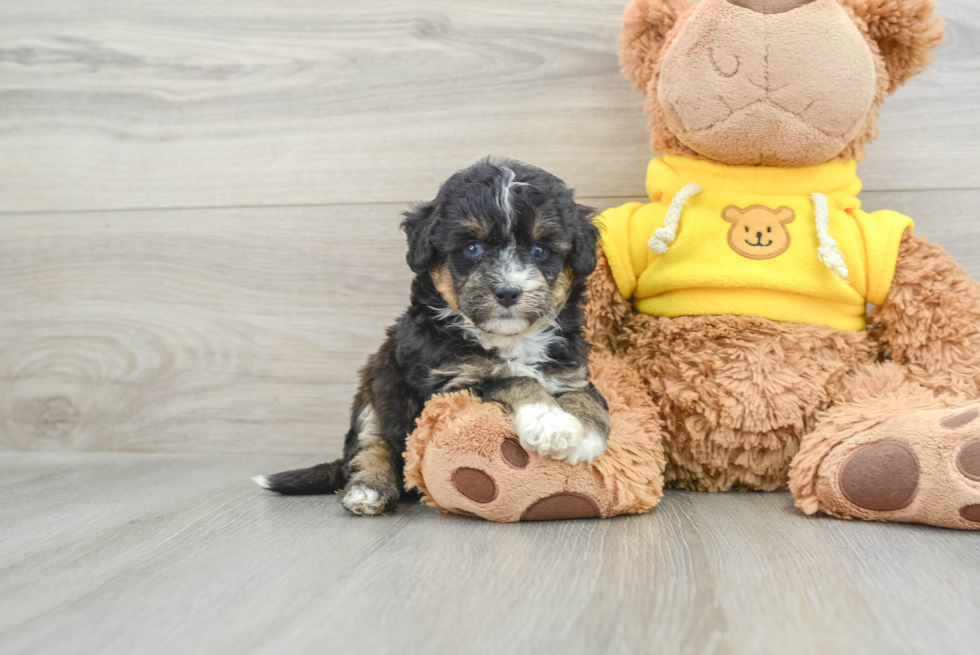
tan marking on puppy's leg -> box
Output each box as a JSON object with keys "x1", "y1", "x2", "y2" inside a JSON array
[
  {"x1": 430, "y1": 264, "x2": 460, "y2": 311},
  {"x1": 490, "y1": 377, "x2": 555, "y2": 408},
  {"x1": 342, "y1": 406, "x2": 400, "y2": 516},
  {"x1": 431, "y1": 356, "x2": 505, "y2": 392},
  {"x1": 350, "y1": 438, "x2": 397, "y2": 488},
  {"x1": 538, "y1": 363, "x2": 591, "y2": 394},
  {"x1": 557, "y1": 389, "x2": 611, "y2": 465}
]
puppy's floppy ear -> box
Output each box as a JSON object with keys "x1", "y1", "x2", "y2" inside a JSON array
[
  {"x1": 620, "y1": 0, "x2": 695, "y2": 91},
  {"x1": 570, "y1": 203, "x2": 600, "y2": 277},
  {"x1": 843, "y1": 0, "x2": 944, "y2": 95},
  {"x1": 401, "y1": 201, "x2": 440, "y2": 275}
]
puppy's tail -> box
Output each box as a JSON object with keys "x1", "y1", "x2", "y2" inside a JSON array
[{"x1": 253, "y1": 458, "x2": 347, "y2": 495}]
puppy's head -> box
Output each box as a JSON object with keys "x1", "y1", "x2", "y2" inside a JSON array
[{"x1": 402, "y1": 159, "x2": 598, "y2": 336}]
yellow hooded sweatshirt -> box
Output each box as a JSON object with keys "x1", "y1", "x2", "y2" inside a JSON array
[{"x1": 599, "y1": 155, "x2": 914, "y2": 331}]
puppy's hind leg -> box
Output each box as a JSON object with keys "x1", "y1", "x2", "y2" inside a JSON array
[{"x1": 341, "y1": 406, "x2": 401, "y2": 517}]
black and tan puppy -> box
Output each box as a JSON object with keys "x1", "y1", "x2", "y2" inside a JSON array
[{"x1": 254, "y1": 159, "x2": 610, "y2": 515}]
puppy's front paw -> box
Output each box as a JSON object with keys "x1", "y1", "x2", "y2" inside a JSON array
[
  {"x1": 565, "y1": 431, "x2": 607, "y2": 465},
  {"x1": 341, "y1": 483, "x2": 387, "y2": 516},
  {"x1": 512, "y1": 403, "x2": 584, "y2": 460}
]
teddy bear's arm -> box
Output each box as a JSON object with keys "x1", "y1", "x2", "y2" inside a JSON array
[
  {"x1": 871, "y1": 231, "x2": 980, "y2": 398},
  {"x1": 582, "y1": 245, "x2": 635, "y2": 355}
]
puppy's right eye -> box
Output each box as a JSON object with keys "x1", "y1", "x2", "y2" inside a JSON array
[{"x1": 463, "y1": 243, "x2": 484, "y2": 259}]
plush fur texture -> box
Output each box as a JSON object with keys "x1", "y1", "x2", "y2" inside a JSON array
[
  {"x1": 404, "y1": 0, "x2": 980, "y2": 529},
  {"x1": 870, "y1": 233, "x2": 980, "y2": 398}
]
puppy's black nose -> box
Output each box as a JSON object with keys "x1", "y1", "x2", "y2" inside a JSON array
[
  {"x1": 757, "y1": 232, "x2": 763, "y2": 239},
  {"x1": 493, "y1": 287, "x2": 522, "y2": 308}
]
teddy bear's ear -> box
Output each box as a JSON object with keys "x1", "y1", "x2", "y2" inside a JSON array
[
  {"x1": 843, "y1": 0, "x2": 945, "y2": 95},
  {"x1": 619, "y1": 0, "x2": 696, "y2": 91}
]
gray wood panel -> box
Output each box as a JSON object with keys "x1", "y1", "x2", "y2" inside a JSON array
[
  {"x1": 0, "y1": 452, "x2": 977, "y2": 655},
  {"x1": 2, "y1": 190, "x2": 978, "y2": 453},
  {"x1": 0, "y1": 203, "x2": 413, "y2": 453},
  {"x1": 0, "y1": 0, "x2": 978, "y2": 214}
]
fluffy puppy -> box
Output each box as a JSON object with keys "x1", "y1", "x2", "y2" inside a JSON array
[{"x1": 254, "y1": 159, "x2": 610, "y2": 516}]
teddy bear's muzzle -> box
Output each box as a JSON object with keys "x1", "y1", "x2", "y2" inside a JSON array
[
  {"x1": 656, "y1": 0, "x2": 877, "y2": 167},
  {"x1": 728, "y1": 0, "x2": 814, "y2": 14}
]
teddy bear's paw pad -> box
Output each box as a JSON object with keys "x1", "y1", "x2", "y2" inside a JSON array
[
  {"x1": 960, "y1": 505, "x2": 980, "y2": 523},
  {"x1": 500, "y1": 439, "x2": 529, "y2": 469},
  {"x1": 839, "y1": 440, "x2": 919, "y2": 512},
  {"x1": 520, "y1": 492, "x2": 601, "y2": 521},
  {"x1": 451, "y1": 467, "x2": 498, "y2": 504},
  {"x1": 942, "y1": 408, "x2": 979, "y2": 430},
  {"x1": 956, "y1": 438, "x2": 980, "y2": 482}
]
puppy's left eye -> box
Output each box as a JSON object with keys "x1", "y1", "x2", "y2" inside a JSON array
[
  {"x1": 530, "y1": 245, "x2": 549, "y2": 261},
  {"x1": 463, "y1": 243, "x2": 484, "y2": 259}
]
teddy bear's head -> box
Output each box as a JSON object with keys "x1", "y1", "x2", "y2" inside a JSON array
[{"x1": 621, "y1": 0, "x2": 944, "y2": 167}]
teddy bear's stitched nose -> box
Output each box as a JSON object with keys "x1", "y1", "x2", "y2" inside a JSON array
[{"x1": 728, "y1": 0, "x2": 815, "y2": 14}]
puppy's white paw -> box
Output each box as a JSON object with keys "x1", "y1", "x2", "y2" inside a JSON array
[
  {"x1": 513, "y1": 403, "x2": 585, "y2": 460},
  {"x1": 341, "y1": 484, "x2": 386, "y2": 516},
  {"x1": 565, "y1": 431, "x2": 607, "y2": 465}
]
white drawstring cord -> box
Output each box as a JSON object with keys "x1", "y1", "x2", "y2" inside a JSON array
[
  {"x1": 811, "y1": 192, "x2": 849, "y2": 282},
  {"x1": 648, "y1": 183, "x2": 702, "y2": 254}
]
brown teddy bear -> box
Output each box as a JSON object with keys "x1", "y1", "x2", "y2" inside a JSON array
[{"x1": 403, "y1": 0, "x2": 980, "y2": 529}]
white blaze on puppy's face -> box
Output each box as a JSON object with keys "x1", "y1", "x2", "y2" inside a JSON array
[{"x1": 496, "y1": 167, "x2": 528, "y2": 232}]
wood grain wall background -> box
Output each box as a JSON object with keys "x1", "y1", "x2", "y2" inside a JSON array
[{"x1": 1, "y1": 0, "x2": 979, "y2": 453}]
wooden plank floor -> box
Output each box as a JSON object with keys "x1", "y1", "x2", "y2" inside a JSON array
[{"x1": 1, "y1": 452, "x2": 978, "y2": 655}]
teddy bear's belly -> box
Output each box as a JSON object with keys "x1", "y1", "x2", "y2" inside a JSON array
[{"x1": 617, "y1": 312, "x2": 880, "y2": 492}]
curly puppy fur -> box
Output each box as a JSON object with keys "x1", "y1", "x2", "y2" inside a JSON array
[{"x1": 256, "y1": 159, "x2": 609, "y2": 515}]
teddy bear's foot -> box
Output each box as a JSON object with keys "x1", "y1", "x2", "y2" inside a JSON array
[
  {"x1": 447, "y1": 439, "x2": 606, "y2": 521},
  {"x1": 409, "y1": 395, "x2": 612, "y2": 522},
  {"x1": 403, "y1": 353, "x2": 668, "y2": 522},
  {"x1": 811, "y1": 405, "x2": 980, "y2": 530}
]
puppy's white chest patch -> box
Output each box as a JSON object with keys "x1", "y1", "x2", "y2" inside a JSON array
[
  {"x1": 481, "y1": 330, "x2": 554, "y2": 367},
  {"x1": 481, "y1": 330, "x2": 579, "y2": 395}
]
